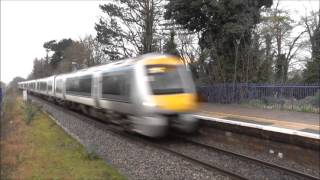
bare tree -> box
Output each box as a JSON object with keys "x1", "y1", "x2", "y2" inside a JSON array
[
  {"x1": 79, "y1": 35, "x2": 108, "y2": 66},
  {"x1": 95, "y1": 0, "x2": 165, "y2": 59},
  {"x1": 261, "y1": 2, "x2": 306, "y2": 83},
  {"x1": 300, "y1": 9, "x2": 320, "y2": 83},
  {"x1": 301, "y1": 10, "x2": 320, "y2": 60}
]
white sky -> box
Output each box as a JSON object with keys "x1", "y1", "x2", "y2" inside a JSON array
[{"x1": 1, "y1": 0, "x2": 319, "y2": 84}]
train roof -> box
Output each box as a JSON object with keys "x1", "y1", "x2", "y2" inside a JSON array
[{"x1": 20, "y1": 53, "x2": 177, "y2": 83}]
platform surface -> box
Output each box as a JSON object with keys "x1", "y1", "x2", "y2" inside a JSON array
[{"x1": 196, "y1": 103, "x2": 320, "y2": 138}]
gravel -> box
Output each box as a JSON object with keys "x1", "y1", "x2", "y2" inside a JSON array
[
  {"x1": 30, "y1": 96, "x2": 229, "y2": 180},
  {"x1": 159, "y1": 139, "x2": 299, "y2": 180},
  {"x1": 188, "y1": 127, "x2": 320, "y2": 178}
]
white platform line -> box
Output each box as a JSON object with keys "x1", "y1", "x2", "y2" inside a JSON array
[{"x1": 194, "y1": 114, "x2": 320, "y2": 140}]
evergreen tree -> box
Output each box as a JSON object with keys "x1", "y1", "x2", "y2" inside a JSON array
[
  {"x1": 303, "y1": 27, "x2": 320, "y2": 83},
  {"x1": 302, "y1": 11, "x2": 320, "y2": 83},
  {"x1": 165, "y1": 0, "x2": 273, "y2": 83},
  {"x1": 164, "y1": 31, "x2": 180, "y2": 56},
  {"x1": 43, "y1": 39, "x2": 73, "y2": 73}
]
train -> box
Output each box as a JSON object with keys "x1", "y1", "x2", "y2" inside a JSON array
[{"x1": 18, "y1": 53, "x2": 199, "y2": 137}]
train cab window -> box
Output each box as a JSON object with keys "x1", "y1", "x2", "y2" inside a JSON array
[
  {"x1": 66, "y1": 75, "x2": 92, "y2": 97},
  {"x1": 102, "y1": 72, "x2": 130, "y2": 102},
  {"x1": 146, "y1": 65, "x2": 184, "y2": 95}
]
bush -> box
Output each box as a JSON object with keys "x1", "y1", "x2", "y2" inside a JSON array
[
  {"x1": 299, "y1": 91, "x2": 320, "y2": 107},
  {"x1": 86, "y1": 143, "x2": 99, "y2": 160},
  {"x1": 241, "y1": 94, "x2": 319, "y2": 113},
  {"x1": 22, "y1": 101, "x2": 38, "y2": 125},
  {"x1": 262, "y1": 96, "x2": 285, "y2": 106}
]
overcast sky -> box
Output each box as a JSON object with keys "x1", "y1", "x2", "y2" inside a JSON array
[{"x1": 1, "y1": 0, "x2": 319, "y2": 84}]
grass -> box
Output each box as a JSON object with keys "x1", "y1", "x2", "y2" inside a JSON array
[
  {"x1": 1, "y1": 91, "x2": 126, "y2": 180},
  {"x1": 21, "y1": 100, "x2": 38, "y2": 125}
]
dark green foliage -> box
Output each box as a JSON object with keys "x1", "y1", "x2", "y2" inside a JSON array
[
  {"x1": 165, "y1": 0, "x2": 273, "y2": 83},
  {"x1": 43, "y1": 40, "x2": 56, "y2": 51},
  {"x1": 275, "y1": 54, "x2": 287, "y2": 83},
  {"x1": 303, "y1": 57, "x2": 320, "y2": 83},
  {"x1": 164, "y1": 31, "x2": 180, "y2": 57},
  {"x1": 165, "y1": 0, "x2": 273, "y2": 45},
  {"x1": 30, "y1": 37, "x2": 102, "y2": 79},
  {"x1": 43, "y1": 39, "x2": 73, "y2": 68},
  {"x1": 31, "y1": 38, "x2": 74, "y2": 78},
  {"x1": 8, "y1": 77, "x2": 25, "y2": 89},
  {"x1": 22, "y1": 101, "x2": 38, "y2": 125},
  {"x1": 303, "y1": 26, "x2": 320, "y2": 83},
  {"x1": 86, "y1": 143, "x2": 99, "y2": 160},
  {"x1": 29, "y1": 58, "x2": 51, "y2": 79},
  {"x1": 257, "y1": 34, "x2": 273, "y2": 83},
  {"x1": 95, "y1": 17, "x2": 125, "y2": 60}
]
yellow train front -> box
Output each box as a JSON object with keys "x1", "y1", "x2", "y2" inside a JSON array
[{"x1": 132, "y1": 54, "x2": 199, "y2": 137}]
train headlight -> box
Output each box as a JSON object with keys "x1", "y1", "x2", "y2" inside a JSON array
[{"x1": 142, "y1": 101, "x2": 156, "y2": 107}]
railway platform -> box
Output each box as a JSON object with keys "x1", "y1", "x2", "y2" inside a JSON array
[{"x1": 195, "y1": 103, "x2": 320, "y2": 146}]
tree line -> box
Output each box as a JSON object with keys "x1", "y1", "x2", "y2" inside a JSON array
[{"x1": 28, "y1": 0, "x2": 319, "y2": 85}]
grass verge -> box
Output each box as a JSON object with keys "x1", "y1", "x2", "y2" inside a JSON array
[{"x1": 1, "y1": 91, "x2": 126, "y2": 180}]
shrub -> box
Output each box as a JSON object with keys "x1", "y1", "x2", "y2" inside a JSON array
[
  {"x1": 22, "y1": 101, "x2": 38, "y2": 125},
  {"x1": 298, "y1": 91, "x2": 320, "y2": 107},
  {"x1": 86, "y1": 143, "x2": 99, "y2": 160}
]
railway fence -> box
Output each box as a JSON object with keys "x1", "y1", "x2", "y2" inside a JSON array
[{"x1": 197, "y1": 83, "x2": 320, "y2": 113}]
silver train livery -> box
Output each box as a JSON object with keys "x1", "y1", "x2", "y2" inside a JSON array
[{"x1": 18, "y1": 53, "x2": 199, "y2": 137}]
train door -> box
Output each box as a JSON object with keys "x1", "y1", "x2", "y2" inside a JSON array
[{"x1": 92, "y1": 72, "x2": 102, "y2": 108}]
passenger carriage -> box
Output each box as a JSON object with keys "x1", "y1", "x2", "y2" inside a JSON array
[{"x1": 18, "y1": 53, "x2": 198, "y2": 137}]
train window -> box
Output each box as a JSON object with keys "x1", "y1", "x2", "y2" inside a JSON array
[
  {"x1": 56, "y1": 79, "x2": 63, "y2": 93},
  {"x1": 66, "y1": 75, "x2": 92, "y2": 97},
  {"x1": 79, "y1": 76, "x2": 92, "y2": 94},
  {"x1": 40, "y1": 82, "x2": 47, "y2": 91},
  {"x1": 102, "y1": 76, "x2": 121, "y2": 95},
  {"x1": 102, "y1": 72, "x2": 130, "y2": 102},
  {"x1": 66, "y1": 78, "x2": 77, "y2": 93},
  {"x1": 48, "y1": 81, "x2": 52, "y2": 91}
]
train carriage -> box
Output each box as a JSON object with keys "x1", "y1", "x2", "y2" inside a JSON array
[{"x1": 18, "y1": 53, "x2": 198, "y2": 137}]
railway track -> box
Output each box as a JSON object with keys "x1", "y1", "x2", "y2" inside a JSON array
[
  {"x1": 31, "y1": 96, "x2": 246, "y2": 179},
  {"x1": 173, "y1": 136, "x2": 320, "y2": 180},
  {"x1": 31, "y1": 96, "x2": 320, "y2": 180}
]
